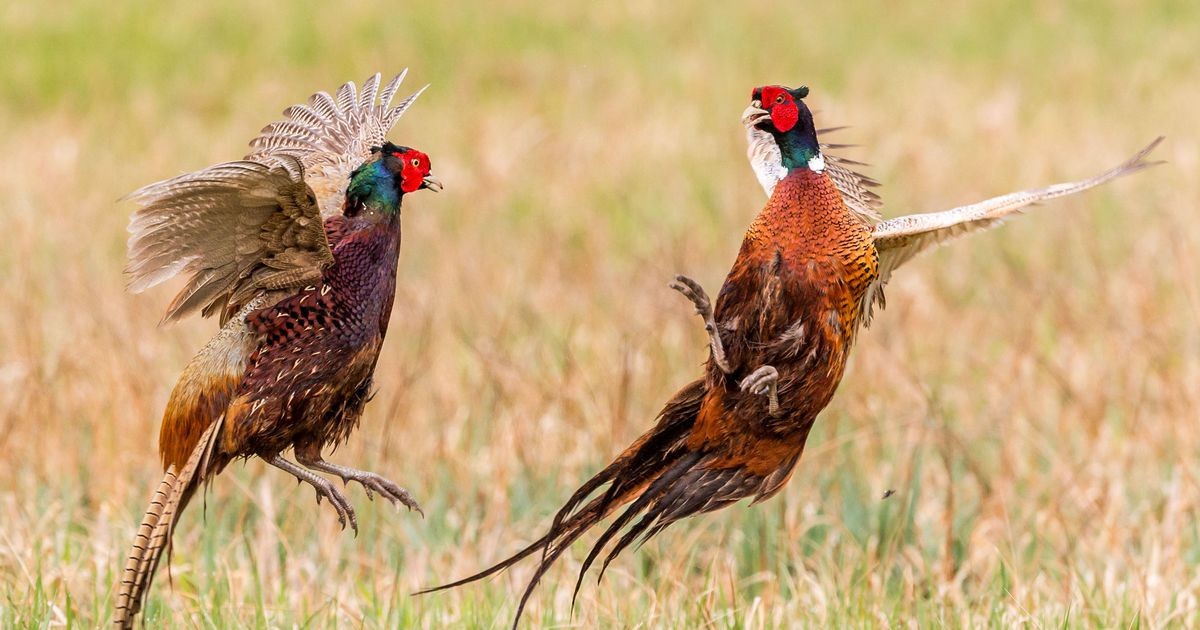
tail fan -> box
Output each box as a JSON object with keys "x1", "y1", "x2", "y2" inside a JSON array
[
  {"x1": 114, "y1": 417, "x2": 223, "y2": 628},
  {"x1": 418, "y1": 380, "x2": 798, "y2": 628}
]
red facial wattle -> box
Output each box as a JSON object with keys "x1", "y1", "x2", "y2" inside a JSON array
[
  {"x1": 393, "y1": 150, "x2": 430, "y2": 193},
  {"x1": 759, "y1": 86, "x2": 799, "y2": 133},
  {"x1": 771, "y1": 102, "x2": 798, "y2": 132},
  {"x1": 399, "y1": 168, "x2": 422, "y2": 193}
]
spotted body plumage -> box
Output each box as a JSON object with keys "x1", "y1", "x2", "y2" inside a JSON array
[
  {"x1": 226, "y1": 216, "x2": 401, "y2": 457},
  {"x1": 114, "y1": 73, "x2": 440, "y2": 629},
  {"x1": 697, "y1": 168, "x2": 876, "y2": 459},
  {"x1": 425, "y1": 84, "x2": 1160, "y2": 628},
  {"x1": 423, "y1": 86, "x2": 882, "y2": 628}
]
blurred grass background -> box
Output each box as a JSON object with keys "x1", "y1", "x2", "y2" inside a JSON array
[{"x1": 1, "y1": 0, "x2": 1197, "y2": 627}]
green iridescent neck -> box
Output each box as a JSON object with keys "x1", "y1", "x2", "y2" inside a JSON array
[
  {"x1": 346, "y1": 159, "x2": 401, "y2": 215},
  {"x1": 774, "y1": 125, "x2": 822, "y2": 172}
]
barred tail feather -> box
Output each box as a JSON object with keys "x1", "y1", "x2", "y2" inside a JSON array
[
  {"x1": 114, "y1": 417, "x2": 223, "y2": 628},
  {"x1": 114, "y1": 470, "x2": 175, "y2": 626}
]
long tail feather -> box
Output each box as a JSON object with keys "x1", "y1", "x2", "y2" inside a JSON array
[
  {"x1": 114, "y1": 469, "x2": 176, "y2": 624},
  {"x1": 569, "y1": 452, "x2": 703, "y2": 606},
  {"x1": 114, "y1": 417, "x2": 222, "y2": 628},
  {"x1": 415, "y1": 380, "x2": 802, "y2": 629},
  {"x1": 412, "y1": 482, "x2": 623, "y2": 596},
  {"x1": 416, "y1": 380, "x2": 707, "y2": 599}
]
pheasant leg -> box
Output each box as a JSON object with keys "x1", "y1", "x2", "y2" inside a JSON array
[
  {"x1": 295, "y1": 445, "x2": 423, "y2": 516},
  {"x1": 740, "y1": 365, "x2": 781, "y2": 417},
  {"x1": 669, "y1": 274, "x2": 733, "y2": 374},
  {"x1": 266, "y1": 454, "x2": 358, "y2": 533}
]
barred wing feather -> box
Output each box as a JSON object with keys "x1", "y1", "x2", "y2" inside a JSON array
[
  {"x1": 246, "y1": 71, "x2": 427, "y2": 217},
  {"x1": 861, "y1": 137, "x2": 1164, "y2": 324},
  {"x1": 126, "y1": 71, "x2": 425, "y2": 324},
  {"x1": 126, "y1": 157, "x2": 331, "y2": 323}
]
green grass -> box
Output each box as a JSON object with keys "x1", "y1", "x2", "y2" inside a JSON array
[{"x1": 1, "y1": 0, "x2": 1197, "y2": 627}]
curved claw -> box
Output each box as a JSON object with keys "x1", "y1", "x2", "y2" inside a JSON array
[
  {"x1": 669, "y1": 274, "x2": 712, "y2": 315},
  {"x1": 740, "y1": 365, "x2": 781, "y2": 417},
  {"x1": 295, "y1": 454, "x2": 426, "y2": 520},
  {"x1": 670, "y1": 274, "x2": 733, "y2": 374},
  {"x1": 311, "y1": 478, "x2": 358, "y2": 534},
  {"x1": 355, "y1": 474, "x2": 424, "y2": 517},
  {"x1": 267, "y1": 454, "x2": 359, "y2": 535}
]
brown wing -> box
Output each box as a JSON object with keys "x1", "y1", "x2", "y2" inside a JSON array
[
  {"x1": 861, "y1": 137, "x2": 1164, "y2": 324},
  {"x1": 246, "y1": 71, "x2": 426, "y2": 218},
  {"x1": 126, "y1": 71, "x2": 427, "y2": 323},
  {"x1": 126, "y1": 157, "x2": 333, "y2": 323}
]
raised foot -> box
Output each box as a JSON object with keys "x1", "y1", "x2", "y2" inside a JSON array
[
  {"x1": 295, "y1": 454, "x2": 424, "y2": 518},
  {"x1": 334, "y1": 469, "x2": 424, "y2": 517},
  {"x1": 310, "y1": 476, "x2": 359, "y2": 532},
  {"x1": 669, "y1": 274, "x2": 732, "y2": 374},
  {"x1": 669, "y1": 274, "x2": 713, "y2": 316},
  {"x1": 740, "y1": 365, "x2": 781, "y2": 417},
  {"x1": 267, "y1": 455, "x2": 359, "y2": 534}
]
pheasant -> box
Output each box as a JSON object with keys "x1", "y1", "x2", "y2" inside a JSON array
[
  {"x1": 113, "y1": 71, "x2": 441, "y2": 628},
  {"x1": 742, "y1": 86, "x2": 1163, "y2": 321},
  {"x1": 420, "y1": 85, "x2": 1161, "y2": 626}
]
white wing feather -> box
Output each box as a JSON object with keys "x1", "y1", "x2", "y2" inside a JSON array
[
  {"x1": 860, "y1": 137, "x2": 1164, "y2": 324},
  {"x1": 739, "y1": 101, "x2": 1162, "y2": 328}
]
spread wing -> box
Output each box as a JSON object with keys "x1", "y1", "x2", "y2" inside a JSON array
[
  {"x1": 246, "y1": 71, "x2": 426, "y2": 218},
  {"x1": 861, "y1": 137, "x2": 1164, "y2": 324},
  {"x1": 126, "y1": 72, "x2": 425, "y2": 324},
  {"x1": 126, "y1": 158, "x2": 331, "y2": 323},
  {"x1": 744, "y1": 121, "x2": 882, "y2": 224}
]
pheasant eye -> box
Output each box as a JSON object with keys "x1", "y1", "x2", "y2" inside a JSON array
[
  {"x1": 775, "y1": 95, "x2": 785, "y2": 105},
  {"x1": 411, "y1": 158, "x2": 420, "y2": 167}
]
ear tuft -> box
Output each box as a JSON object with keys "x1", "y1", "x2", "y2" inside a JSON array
[{"x1": 791, "y1": 85, "x2": 810, "y2": 99}]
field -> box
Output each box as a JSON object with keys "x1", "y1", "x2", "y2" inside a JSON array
[{"x1": 2, "y1": 1, "x2": 1198, "y2": 627}]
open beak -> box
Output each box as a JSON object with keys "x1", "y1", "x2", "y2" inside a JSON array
[
  {"x1": 741, "y1": 100, "x2": 771, "y2": 128},
  {"x1": 421, "y1": 174, "x2": 444, "y2": 192}
]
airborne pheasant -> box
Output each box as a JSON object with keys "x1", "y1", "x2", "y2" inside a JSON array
[
  {"x1": 421, "y1": 85, "x2": 1161, "y2": 626},
  {"x1": 114, "y1": 72, "x2": 441, "y2": 628}
]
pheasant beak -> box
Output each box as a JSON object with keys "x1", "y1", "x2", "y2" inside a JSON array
[
  {"x1": 420, "y1": 174, "x2": 444, "y2": 192},
  {"x1": 741, "y1": 101, "x2": 771, "y2": 129}
]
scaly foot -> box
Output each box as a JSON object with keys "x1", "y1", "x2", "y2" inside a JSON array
[
  {"x1": 295, "y1": 450, "x2": 423, "y2": 517},
  {"x1": 267, "y1": 455, "x2": 358, "y2": 533},
  {"x1": 669, "y1": 274, "x2": 732, "y2": 374},
  {"x1": 740, "y1": 365, "x2": 781, "y2": 417}
]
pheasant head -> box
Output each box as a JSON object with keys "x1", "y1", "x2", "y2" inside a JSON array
[
  {"x1": 744, "y1": 85, "x2": 824, "y2": 173},
  {"x1": 346, "y1": 142, "x2": 442, "y2": 216}
]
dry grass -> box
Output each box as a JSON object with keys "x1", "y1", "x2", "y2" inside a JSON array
[{"x1": 1, "y1": 1, "x2": 1198, "y2": 627}]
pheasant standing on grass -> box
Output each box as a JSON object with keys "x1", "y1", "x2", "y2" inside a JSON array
[
  {"x1": 420, "y1": 85, "x2": 1161, "y2": 626},
  {"x1": 113, "y1": 71, "x2": 442, "y2": 628}
]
